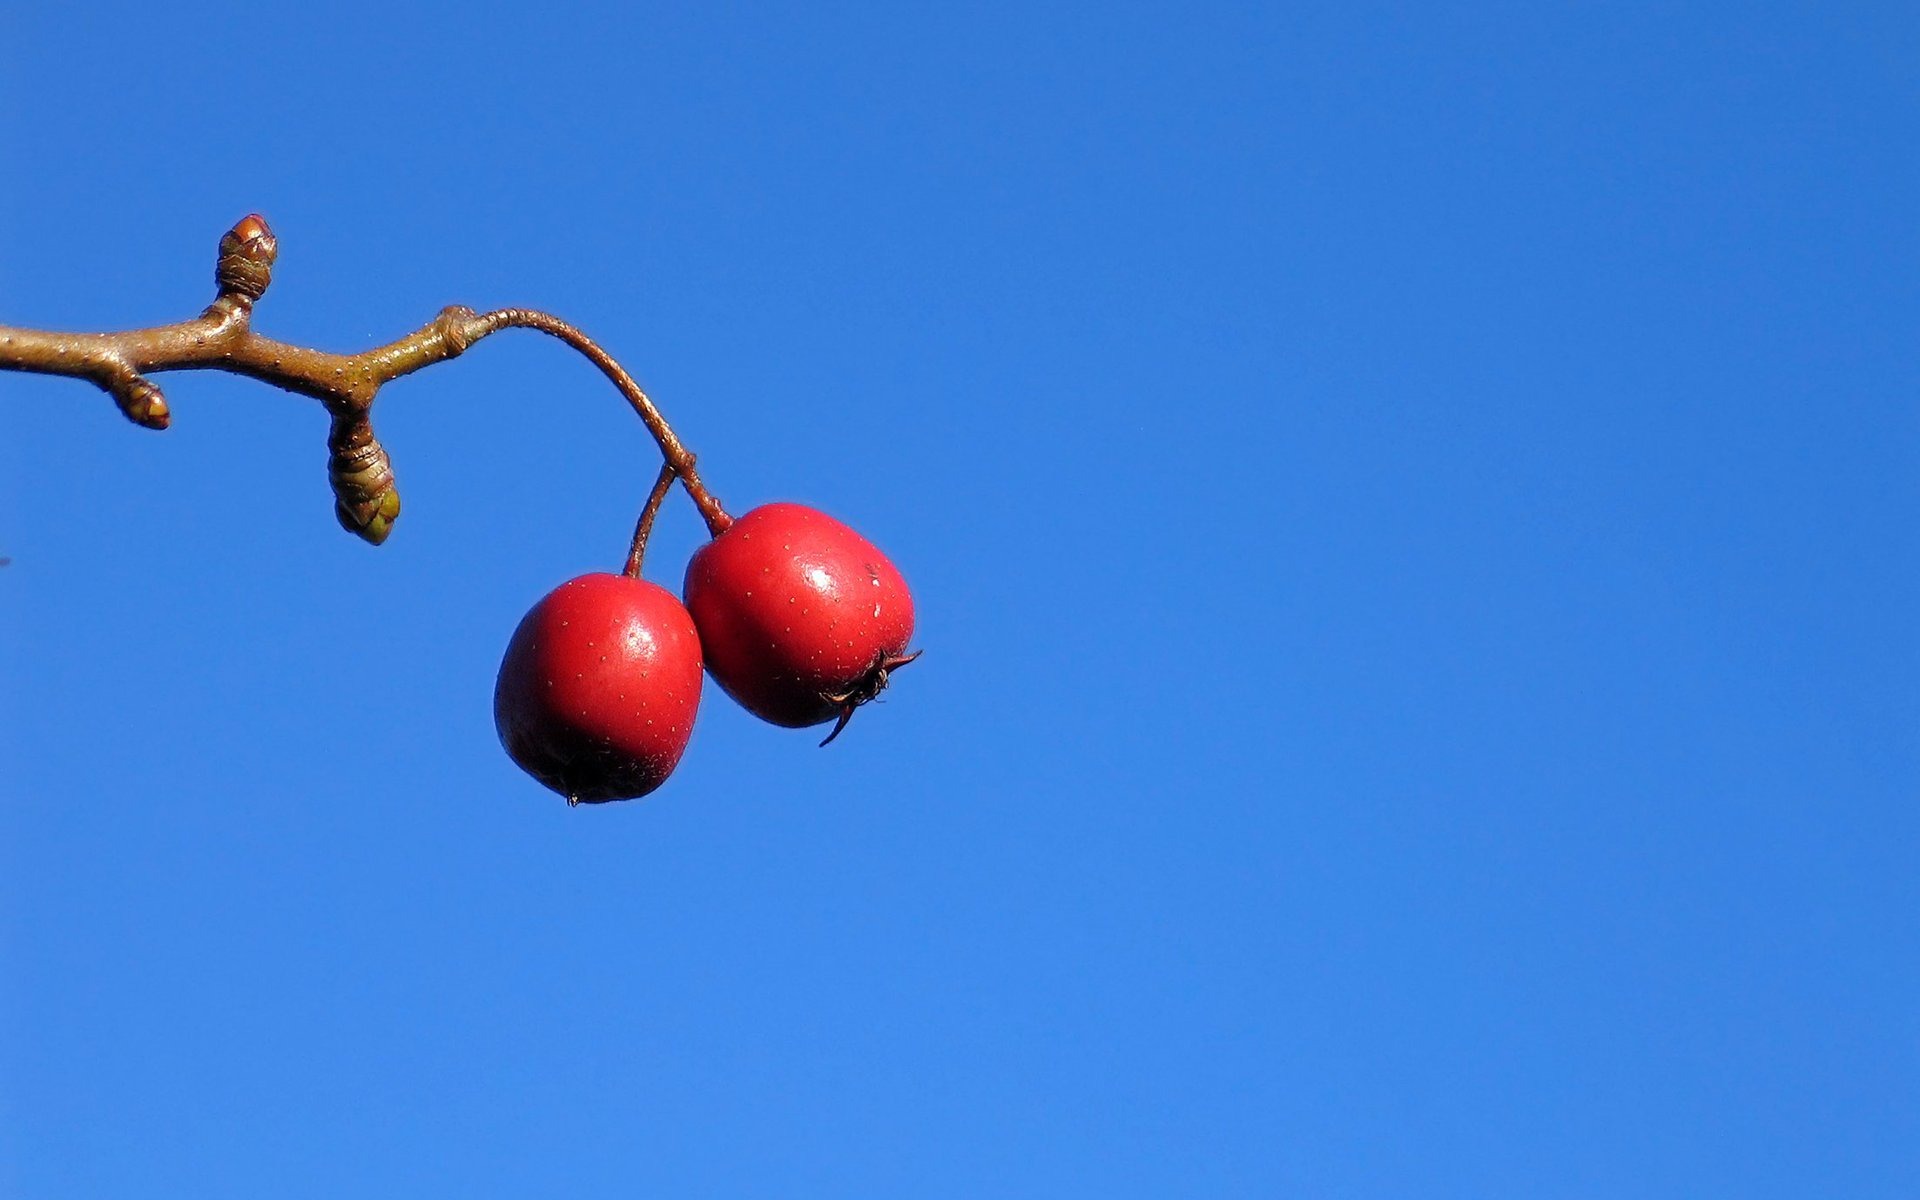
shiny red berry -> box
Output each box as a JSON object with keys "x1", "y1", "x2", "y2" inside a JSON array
[
  {"x1": 683, "y1": 502, "x2": 918, "y2": 743},
  {"x1": 493, "y1": 573, "x2": 704, "y2": 803}
]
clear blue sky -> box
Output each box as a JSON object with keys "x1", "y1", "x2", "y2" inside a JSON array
[{"x1": 2, "y1": 3, "x2": 1915, "y2": 1195}]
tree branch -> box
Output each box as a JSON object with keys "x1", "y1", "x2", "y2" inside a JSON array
[{"x1": 0, "y1": 214, "x2": 732, "y2": 544}]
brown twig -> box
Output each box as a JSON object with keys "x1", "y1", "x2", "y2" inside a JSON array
[
  {"x1": 623, "y1": 461, "x2": 680, "y2": 579},
  {"x1": 0, "y1": 214, "x2": 733, "y2": 544}
]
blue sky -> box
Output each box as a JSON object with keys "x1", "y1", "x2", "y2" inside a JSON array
[{"x1": 2, "y1": 2, "x2": 1915, "y2": 1195}]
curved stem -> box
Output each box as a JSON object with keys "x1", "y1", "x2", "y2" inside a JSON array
[
  {"x1": 463, "y1": 309, "x2": 731, "y2": 535},
  {"x1": 623, "y1": 461, "x2": 679, "y2": 579}
]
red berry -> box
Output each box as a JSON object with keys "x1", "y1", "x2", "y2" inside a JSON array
[
  {"x1": 493, "y1": 573, "x2": 704, "y2": 803},
  {"x1": 683, "y1": 502, "x2": 918, "y2": 743}
]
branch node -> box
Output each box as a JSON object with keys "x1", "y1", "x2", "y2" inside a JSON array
[
  {"x1": 435, "y1": 306, "x2": 480, "y2": 357},
  {"x1": 216, "y1": 213, "x2": 278, "y2": 303}
]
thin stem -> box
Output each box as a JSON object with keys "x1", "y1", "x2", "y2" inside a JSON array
[
  {"x1": 464, "y1": 309, "x2": 731, "y2": 536},
  {"x1": 624, "y1": 461, "x2": 679, "y2": 579}
]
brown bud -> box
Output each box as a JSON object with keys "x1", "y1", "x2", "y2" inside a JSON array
[
  {"x1": 216, "y1": 213, "x2": 278, "y2": 302},
  {"x1": 232, "y1": 213, "x2": 271, "y2": 244},
  {"x1": 328, "y1": 413, "x2": 401, "y2": 545},
  {"x1": 106, "y1": 371, "x2": 169, "y2": 430}
]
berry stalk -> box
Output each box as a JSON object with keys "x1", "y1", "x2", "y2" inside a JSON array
[{"x1": 624, "y1": 461, "x2": 680, "y2": 579}]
